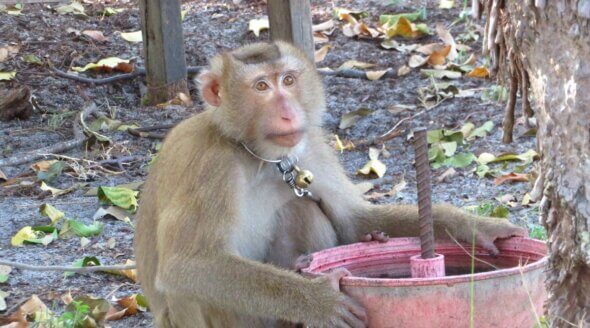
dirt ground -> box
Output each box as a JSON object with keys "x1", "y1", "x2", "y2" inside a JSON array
[{"x1": 0, "y1": 0, "x2": 540, "y2": 326}]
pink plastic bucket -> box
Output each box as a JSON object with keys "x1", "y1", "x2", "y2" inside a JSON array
[{"x1": 303, "y1": 237, "x2": 547, "y2": 328}]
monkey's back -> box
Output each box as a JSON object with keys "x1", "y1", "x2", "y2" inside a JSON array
[{"x1": 134, "y1": 110, "x2": 247, "y2": 327}]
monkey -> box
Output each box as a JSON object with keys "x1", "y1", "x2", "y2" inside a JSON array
[{"x1": 134, "y1": 41, "x2": 526, "y2": 328}]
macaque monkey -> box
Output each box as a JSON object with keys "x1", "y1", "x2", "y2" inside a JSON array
[{"x1": 134, "y1": 41, "x2": 525, "y2": 328}]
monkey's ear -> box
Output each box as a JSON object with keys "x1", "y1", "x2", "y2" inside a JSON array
[{"x1": 197, "y1": 71, "x2": 222, "y2": 107}]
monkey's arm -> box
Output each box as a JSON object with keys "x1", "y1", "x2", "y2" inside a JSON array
[
  {"x1": 355, "y1": 203, "x2": 526, "y2": 255},
  {"x1": 309, "y1": 141, "x2": 526, "y2": 254},
  {"x1": 154, "y1": 251, "x2": 359, "y2": 325}
]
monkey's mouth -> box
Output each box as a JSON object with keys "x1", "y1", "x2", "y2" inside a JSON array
[{"x1": 267, "y1": 130, "x2": 304, "y2": 147}]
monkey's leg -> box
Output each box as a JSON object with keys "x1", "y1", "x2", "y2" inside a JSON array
[{"x1": 267, "y1": 198, "x2": 338, "y2": 269}]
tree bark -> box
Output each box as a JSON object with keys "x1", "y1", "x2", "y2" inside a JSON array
[{"x1": 484, "y1": 1, "x2": 590, "y2": 325}]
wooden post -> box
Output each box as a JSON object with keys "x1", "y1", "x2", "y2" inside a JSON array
[
  {"x1": 139, "y1": 0, "x2": 189, "y2": 105},
  {"x1": 267, "y1": 0, "x2": 314, "y2": 61}
]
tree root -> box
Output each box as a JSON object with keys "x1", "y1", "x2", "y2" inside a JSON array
[{"x1": 479, "y1": 0, "x2": 534, "y2": 144}]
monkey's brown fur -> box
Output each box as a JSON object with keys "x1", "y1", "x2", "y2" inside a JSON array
[{"x1": 135, "y1": 42, "x2": 525, "y2": 327}]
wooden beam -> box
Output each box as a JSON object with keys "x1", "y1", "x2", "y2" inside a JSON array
[
  {"x1": 139, "y1": 0, "x2": 189, "y2": 105},
  {"x1": 267, "y1": 0, "x2": 314, "y2": 61}
]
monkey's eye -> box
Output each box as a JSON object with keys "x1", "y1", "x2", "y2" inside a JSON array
[
  {"x1": 255, "y1": 81, "x2": 270, "y2": 91},
  {"x1": 282, "y1": 74, "x2": 295, "y2": 86}
]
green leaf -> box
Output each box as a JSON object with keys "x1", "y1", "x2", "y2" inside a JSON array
[
  {"x1": 39, "y1": 204, "x2": 65, "y2": 225},
  {"x1": 442, "y1": 152, "x2": 476, "y2": 168},
  {"x1": 65, "y1": 256, "x2": 101, "y2": 277},
  {"x1": 23, "y1": 54, "x2": 43, "y2": 65},
  {"x1": 0, "y1": 265, "x2": 11, "y2": 283},
  {"x1": 11, "y1": 226, "x2": 58, "y2": 246},
  {"x1": 97, "y1": 186, "x2": 139, "y2": 212},
  {"x1": 529, "y1": 224, "x2": 547, "y2": 240},
  {"x1": 491, "y1": 205, "x2": 510, "y2": 218},
  {"x1": 61, "y1": 220, "x2": 104, "y2": 238},
  {"x1": 0, "y1": 71, "x2": 16, "y2": 81},
  {"x1": 37, "y1": 161, "x2": 66, "y2": 183},
  {"x1": 379, "y1": 8, "x2": 427, "y2": 25},
  {"x1": 466, "y1": 121, "x2": 494, "y2": 140},
  {"x1": 440, "y1": 141, "x2": 457, "y2": 157},
  {"x1": 428, "y1": 146, "x2": 445, "y2": 163},
  {"x1": 427, "y1": 129, "x2": 444, "y2": 143}
]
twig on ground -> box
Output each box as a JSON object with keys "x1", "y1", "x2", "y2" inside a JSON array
[
  {"x1": 127, "y1": 128, "x2": 166, "y2": 139},
  {"x1": 0, "y1": 103, "x2": 97, "y2": 168},
  {"x1": 354, "y1": 110, "x2": 426, "y2": 148},
  {"x1": 52, "y1": 66, "x2": 397, "y2": 85},
  {"x1": 98, "y1": 155, "x2": 144, "y2": 171},
  {"x1": 0, "y1": 260, "x2": 136, "y2": 272}
]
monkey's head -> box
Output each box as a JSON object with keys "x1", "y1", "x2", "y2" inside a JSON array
[{"x1": 197, "y1": 41, "x2": 325, "y2": 158}]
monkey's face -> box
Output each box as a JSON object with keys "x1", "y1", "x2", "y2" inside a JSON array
[{"x1": 198, "y1": 42, "x2": 325, "y2": 156}]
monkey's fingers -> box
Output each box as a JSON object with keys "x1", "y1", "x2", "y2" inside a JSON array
[
  {"x1": 326, "y1": 268, "x2": 352, "y2": 291},
  {"x1": 361, "y1": 231, "x2": 389, "y2": 243},
  {"x1": 294, "y1": 254, "x2": 313, "y2": 273},
  {"x1": 475, "y1": 235, "x2": 500, "y2": 257}
]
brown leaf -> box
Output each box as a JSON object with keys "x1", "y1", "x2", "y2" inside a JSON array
[
  {"x1": 116, "y1": 295, "x2": 146, "y2": 316},
  {"x1": 0, "y1": 168, "x2": 7, "y2": 182},
  {"x1": 435, "y1": 24, "x2": 457, "y2": 61},
  {"x1": 82, "y1": 30, "x2": 108, "y2": 42},
  {"x1": 494, "y1": 173, "x2": 529, "y2": 186},
  {"x1": 30, "y1": 160, "x2": 58, "y2": 172},
  {"x1": 427, "y1": 44, "x2": 451, "y2": 66},
  {"x1": 105, "y1": 306, "x2": 127, "y2": 321},
  {"x1": 314, "y1": 44, "x2": 331, "y2": 63},
  {"x1": 119, "y1": 259, "x2": 137, "y2": 282},
  {"x1": 467, "y1": 66, "x2": 490, "y2": 78}
]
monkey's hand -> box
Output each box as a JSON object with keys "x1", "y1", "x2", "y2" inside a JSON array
[
  {"x1": 360, "y1": 231, "x2": 389, "y2": 243},
  {"x1": 310, "y1": 268, "x2": 367, "y2": 328},
  {"x1": 446, "y1": 214, "x2": 527, "y2": 256},
  {"x1": 294, "y1": 254, "x2": 313, "y2": 273}
]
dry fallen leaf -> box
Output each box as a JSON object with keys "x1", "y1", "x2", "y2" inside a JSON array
[
  {"x1": 248, "y1": 17, "x2": 269, "y2": 37},
  {"x1": 467, "y1": 66, "x2": 490, "y2": 78},
  {"x1": 366, "y1": 69, "x2": 389, "y2": 80},
  {"x1": 384, "y1": 17, "x2": 426, "y2": 39},
  {"x1": 72, "y1": 57, "x2": 134, "y2": 73},
  {"x1": 312, "y1": 19, "x2": 335, "y2": 32},
  {"x1": 494, "y1": 173, "x2": 530, "y2": 186},
  {"x1": 427, "y1": 44, "x2": 451, "y2": 66},
  {"x1": 334, "y1": 135, "x2": 355, "y2": 152},
  {"x1": 358, "y1": 147, "x2": 387, "y2": 178},
  {"x1": 120, "y1": 30, "x2": 142, "y2": 43},
  {"x1": 408, "y1": 54, "x2": 428, "y2": 68},
  {"x1": 365, "y1": 177, "x2": 407, "y2": 200},
  {"x1": 119, "y1": 259, "x2": 137, "y2": 282},
  {"x1": 435, "y1": 24, "x2": 457, "y2": 61},
  {"x1": 82, "y1": 30, "x2": 108, "y2": 42},
  {"x1": 0, "y1": 45, "x2": 19, "y2": 63},
  {"x1": 339, "y1": 60, "x2": 376, "y2": 70},
  {"x1": 397, "y1": 65, "x2": 411, "y2": 76},
  {"x1": 0, "y1": 168, "x2": 7, "y2": 182},
  {"x1": 314, "y1": 44, "x2": 331, "y2": 63},
  {"x1": 436, "y1": 167, "x2": 457, "y2": 183}
]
